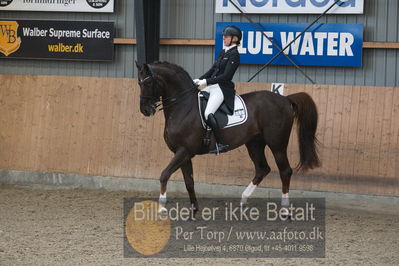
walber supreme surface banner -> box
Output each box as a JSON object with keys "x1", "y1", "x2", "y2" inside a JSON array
[
  {"x1": 0, "y1": 20, "x2": 114, "y2": 61},
  {"x1": 0, "y1": 0, "x2": 114, "y2": 13}
]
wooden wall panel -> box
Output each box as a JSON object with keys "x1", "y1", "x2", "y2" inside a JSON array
[{"x1": 0, "y1": 74, "x2": 397, "y2": 196}]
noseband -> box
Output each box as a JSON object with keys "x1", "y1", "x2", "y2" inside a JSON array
[{"x1": 139, "y1": 65, "x2": 198, "y2": 112}]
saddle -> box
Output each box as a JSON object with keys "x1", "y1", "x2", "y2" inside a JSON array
[{"x1": 198, "y1": 91, "x2": 248, "y2": 129}]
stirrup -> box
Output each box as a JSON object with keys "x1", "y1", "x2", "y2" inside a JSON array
[{"x1": 209, "y1": 143, "x2": 229, "y2": 155}]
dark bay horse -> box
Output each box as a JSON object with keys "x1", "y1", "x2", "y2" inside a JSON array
[{"x1": 135, "y1": 61, "x2": 320, "y2": 213}]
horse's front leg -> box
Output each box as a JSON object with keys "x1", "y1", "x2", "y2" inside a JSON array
[
  {"x1": 159, "y1": 148, "x2": 191, "y2": 212},
  {"x1": 181, "y1": 159, "x2": 199, "y2": 216}
]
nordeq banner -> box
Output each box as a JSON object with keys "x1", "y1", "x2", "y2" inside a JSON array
[
  {"x1": 215, "y1": 22, "x2": 363, "y2": 67},
  {"x1": 0, "y1": 20, "x2": 114, "y2": 61},
  {"x1": 216, "y1": 0, "x2": 364, "y2": 14},
  {"x1": 0, "y1": 0, "x2": 114, "y2": 13}
]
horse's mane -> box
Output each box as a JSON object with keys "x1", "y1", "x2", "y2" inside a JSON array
[{"x1": 152, "y1": 61, "x2": 194, "y2": 84}]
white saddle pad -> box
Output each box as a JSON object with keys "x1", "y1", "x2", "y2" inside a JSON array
[{"x1": 198, "y1": 94, "x2": 248, "y2": 129}]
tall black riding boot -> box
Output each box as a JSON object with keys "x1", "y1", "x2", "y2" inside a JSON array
[{"x1": 206, "y1": 113, "x2": 229, "y2": 154}]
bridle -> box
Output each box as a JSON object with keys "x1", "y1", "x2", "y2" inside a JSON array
[{"x1": 139, "y1": 65, "x2": 198, "y2": 112}]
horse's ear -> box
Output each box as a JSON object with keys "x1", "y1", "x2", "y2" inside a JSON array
[
  {"x1": 135, "y1": 60, "x2": 143, "y2": 70},
  {"x1": 142, "y1": 63, "x2": 150, "y2": 74}
]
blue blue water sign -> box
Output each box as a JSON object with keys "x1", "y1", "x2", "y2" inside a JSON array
[{"x1": 215, "y1": 22, "x2": 363, "y2": 67}]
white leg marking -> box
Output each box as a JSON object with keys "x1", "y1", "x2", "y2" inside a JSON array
[
  {"x1": 159, "y1": 193, "x2": 167, "y2": 213},
  {"x1": 281, "y1": 193, "x2": 289, "y2": 207},
  {"x1": 241, "y1": 182, "x2": 257, "y2": 205}
]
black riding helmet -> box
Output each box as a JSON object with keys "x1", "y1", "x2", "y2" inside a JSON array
[{"x1": 222, "y1": 25, "x2": 242, "y2": 45}]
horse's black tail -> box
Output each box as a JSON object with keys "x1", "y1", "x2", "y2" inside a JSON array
[{"x1": 287, "y1": 92, "x2": 321, "y2": 172}]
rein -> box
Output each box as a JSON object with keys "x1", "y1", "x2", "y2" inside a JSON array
[
  {"x1": 157, "y1": 85, "x2": 198, "y2": 111},
  {"x1": 140, "y1": 85, "x2": 198, "y2": 111},
  {"x1": 140, "y1": 79, "x2": 198, "y2": 111}
]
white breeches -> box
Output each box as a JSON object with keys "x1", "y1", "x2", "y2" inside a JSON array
[{"x1": 202, "y1": 84, "x2": 224, "y2": 120}]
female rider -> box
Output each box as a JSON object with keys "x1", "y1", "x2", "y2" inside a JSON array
[{"x1": 193, "y1": 25, "x2": 242, "y2": 154}]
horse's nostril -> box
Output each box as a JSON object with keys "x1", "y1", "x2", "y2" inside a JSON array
[
  {"x1": 146, "y1": 108, "x2": 154, "y2": 116},
  {"x1": 141, "y1": 109, "x2": 148, "y2": 116}
]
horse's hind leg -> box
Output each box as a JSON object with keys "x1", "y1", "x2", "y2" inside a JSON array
[
  {"x1": 181, "y1": 159, "x2": 199, "y2": 215},
  {"x1": 269, "y1": 146, "x2": 293, "y2": 207},
  {"x1": 241, "y1": 136, "x2": 271, "y2": 206}
]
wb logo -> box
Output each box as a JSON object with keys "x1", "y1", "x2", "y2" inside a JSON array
[{"x1": 0, "y1": 21, "x2": 22, "y2": 56}]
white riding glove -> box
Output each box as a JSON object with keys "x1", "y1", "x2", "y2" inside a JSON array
[
  {"x1": 197, "y1": 79, "x2": 207, "y2": 86},
  {"x1": 193, "y1": 79, "x2": 200, "y2": 85}
]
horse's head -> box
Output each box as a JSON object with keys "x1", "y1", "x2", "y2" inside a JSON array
[
  {"x1": 135, "y1": 61, "x2": 162, "y2": 116},
  {"x1": 135, "y1": 60, "x2": 196, "y2": 116}
]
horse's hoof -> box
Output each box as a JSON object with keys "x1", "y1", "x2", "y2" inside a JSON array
[
  {"x1": 158, "y1": 206, "x2": 168, "y2": 214},
  {"x1": 280, "y1": 207, "x2": 291, "y2": 221},
  {"x1": 184, "y1": 216, "x2": 195, "y2": 222},
  {"x1": 281, "y1": 214, "x2": 292, "y2": 221},
  {"x1": 240, "y1": 203, "x2": 249, "y2": 212}
]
